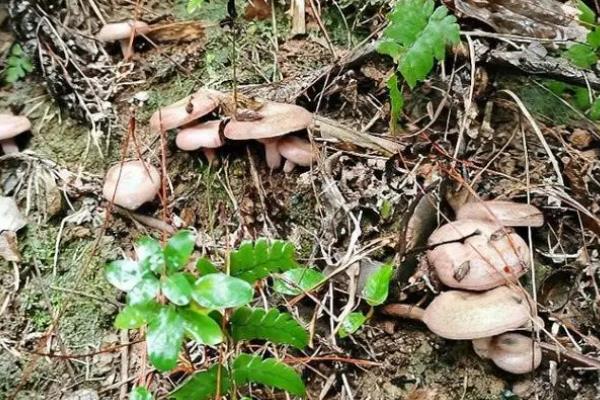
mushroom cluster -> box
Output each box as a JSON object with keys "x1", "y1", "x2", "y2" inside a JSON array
[
  {"x1": 149, "y1": 89, "x2": 316, "y2": 170},
  {"x1": 384, "y1": 200, "x2": 544, "y2": 374}
]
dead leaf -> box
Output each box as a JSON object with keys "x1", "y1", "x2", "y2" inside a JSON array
[
  {"x1": 147, "y1": 21, "x2": 206, "y2": 43},
  {"x1": 0, "y1": 196, "x2": 27, "y2": 232},
  {"x1": 244, "y1": 0, "x2": 271, "y2": 21},
  {"x1": 0, "y1": 231, "x2": 21, "y2": 262}
]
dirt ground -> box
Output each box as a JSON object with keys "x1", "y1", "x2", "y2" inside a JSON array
[{"x1": 1, "y1": 0, "x2": 600, "y2": 399}]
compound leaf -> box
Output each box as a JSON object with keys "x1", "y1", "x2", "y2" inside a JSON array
[
  {"x1": 170, "y1": 365, "x2": 230, "y2": 400},
  {"x1": 232, "y1": 354, "x2": 305, "y2": 396},
  {"x1": 230, "y1": 307, "x2": 308, "y2": 349},
  {"x1": 230, "y1": 239, "x2": 300, "y2": 283}
]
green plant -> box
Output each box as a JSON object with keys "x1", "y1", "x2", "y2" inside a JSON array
[
  {"x1": 3, "y1": 44, "x2": 33, "y2": 83},
  {"x1": 339, "y1": 263, "x2": 393, "y2": 337},
  {"x1": 563, "y1": 1, "x2": 600, "y2": 69},
  {"x1": 105, "y1": 231, "x2": 312, "y2": 399},
  {"x1": 378, "y1": 0, "x2": 460, "y2": 129}
]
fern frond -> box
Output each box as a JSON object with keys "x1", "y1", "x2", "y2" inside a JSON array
[
  {"x1": 229, "y1": 238, "x2": 299, "y2": 283},
  {"x1": 232, "y1": 354, "x2": 305, "y2": 396},
  {"x1": 230, "y1": 307, "x2": 308, "y2": 349}
]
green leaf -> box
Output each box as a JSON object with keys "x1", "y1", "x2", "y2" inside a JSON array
[
  {"x1": 230, "y1": 239, "x2": 300, "y2": 283},
  {"x1": 196, "y1": 257, "x2": 219, "y2": 275},
  {"x1": 130, "y1": 386, "x2": 153, "y2": 400},
  {"x1": 180, "y1": 308, "x2": 224, "y2": 345},
  {"x1": 361, "y1": 264, "x2": 393, "y2": 306},
  {"x1": 164, "y1": 230, "x2": 195, "y2": 272},
  {"x1": 588, "y1": 27, "x2": 600, "y2": 49},
  {"x1": 127, "y1": 274, "x2": 160, "y2": 305},
  {"x1": 114, "y1": 301, "x2": 159, "y2": 329},
  {"x1": 187, "y1": 0, "x2": 205, "y2": 14},
  {"x1": 3, "y1": 44, "x2": 33, "y2": 84},
  {"x1": 135, "y1": 236, "x2": 165, "y2": 274},
  {"x1": 574, "y1": 87, "x2": 592, "y2": 110},
  {"x1": 339, "y1": 312, "x2": 367, "y2": 338},
  {"x1": 162, "y1": 273, "x2": 193, "y2": 306},
  {"x1": 578, "y1": 0, "x2": 597, "y2": 25},
  {"x1": 545, "y1": 80, "x2": 568, "y2": 96},
  {"x1": 272, "y1": 268, "x2": 325, "y2": 296},
  {"x1": 564, "y1": 43, "x2": 598, "y2": 69},
  {"x1": 170, "y1": 365, "x2": 230, "y2": 400},
  {"x1": 387, "y1": 74, "x2": 404, "y2": 132},
  {"x1": 590, "y1": 97, "x2": 600, "y2": 120},
  {"x1": 105, "y1": 260, "x2": 143, "y2": 291},
  {"x1": 232, "y1": 354, "x2": 305, "y2": 396},
  {"x1": 147, "y1": 306, "x2": 184, "y2": 372},
  {"x1": 192, "y1": 273, "x2": 254, "y2": 309},
  {"x1": 230, "y1": 307, "x2": 308, "y2": 349},
  {"x1": 379, "y1": 0, "x2": 460, "y2": 88}
]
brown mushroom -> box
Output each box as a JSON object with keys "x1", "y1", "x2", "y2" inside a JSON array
[
  {"x1": 103, "y1": 160, "x2": 161, "y2": 210},
  {"x1": 472, "y1": 333, "x2": 542, "y2": 374},
  {"x1": 0, "y1": 113, "x2": 31, "y2": 154},
  {"x1": 96, "y1": 20, "x2": 150, "y2": 59},
  {"x1": 224, "y1": 101, "x2": 313, "y2": 169},
  {"x1": 149, "y1": 89, "x2": 225, "y2": 133},
  {"x1": 427, "y1": 219, "x2": 529, "y2": 291},
  {"x1": 456, "y1": 200, "x2": 543, "y2": 227},
  {"x1": 277, "y1": 135, "x2": 315, "y2": 172},
  {"x1": 175, "y1": 120, "x2": 224, "y2": 163},
  {"x1": 382, "y1": 286, "x2": 532, "y2": 340}
]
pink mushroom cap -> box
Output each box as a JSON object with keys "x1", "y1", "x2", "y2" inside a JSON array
[
  {"x1": 102, "y1": 160, "x2": 161, "y2": 210},
  {"x1": 277, "y1": 136, "x2": 315, "y2": 167},
  {"x1": 0, "y1": 114, "x2": 32, "y2": 154},
  {"x1": 150, "y1": 89, "x2": 225, "y2": 132},
  {"x1": 175, "y1": 120, "x2": 224, "y2": 151},
  {"x1": 96, "y1": 20, "x2": 150, "y2": 41}
]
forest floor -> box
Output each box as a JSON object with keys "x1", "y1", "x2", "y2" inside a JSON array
[{"x1": 0, "y1": 1, "x2": 599, "y2": 399}]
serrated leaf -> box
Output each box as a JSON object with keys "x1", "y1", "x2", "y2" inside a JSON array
[
  {"x1": 196, "y1": 257, "x2": 219, "y2": 275},
  {"x1": 135, "y1": 236, "x2": 165, "y2": 274},
  {"x1": 105, "y1": 260, "x2": 143, "y2": 291},
  {"x1": 230, "y1": 239, "x2": 300, "y2": 283},
  {"x1": 232, "y1": 354, "x2": 305, "y2": 396},
  {"x1": 230, "y1": 307, "x2": 308, "y2": 348},
  {"x1": 164, "y1": 230, "x2": 195, "y2": 272},
  {"x1": 3, "y1": 44, "x2": 33, "y2": 83},
  {"x1": 339, "y1": 312, "x2": 367, "y2": 338},
  {"x1": 362, "y1": 264, "x2": 393, "y2": 306},
  {"x1": 387, "y1": 74, "x2": 404, "y2": 132},
  {"x1": 564, "y1": 43, "x2": 598, "y2": 69},
  {"x1": 114, "y1": 302, "x2": 159, "y2": 329},
  {"x1": 578, "y1": 0, "x2": 596, "y2": 24},
  {"x1": 192, "y1": 273, "x2": 253, "y2": 309},
  {"x1": 147, "y1": 306, "x2": 184, "y2": 372},
  {"x1": 170, "y1": 365, "x2": 230, "y2": 400},
  {"x1": 127, "y1": 274, "x2": 160, "y2": 305},
  {"x1": 162, "y1": 273, "x2": 193, "y2": 306},
  {"x1": 379, "y1": 0, "x2": 460, "y2": 88},
  {"x1": 130, "y1": 386, "x2": 153, "y2": 400},
  {"x1": 272, "y1": 268, "x2": 325, "y2": 296},
  {"x1": 180, "y1": 308, "x2": 223, "y2": 345}
]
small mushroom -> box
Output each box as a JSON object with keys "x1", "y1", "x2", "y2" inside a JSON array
[
  {"x1": 472, "y1": 333, "x2": 542, "y2": 374},
  {"x1": 383, "y1": 286, "x2": 532, "y2": 340},
  {"x1": 175, "y1": 120, "x2": 224, "y2": 163},
  {"x1": 149, "y1": 89, "x2": 225, "y2": 132},
  {"x1": 456, "y1": 200, "x2": 544, "y2": 227},
  {"x1": 0, "y1": 113, "x2": 31, "y2": 154},
  {"x1": 224, "y1": 101, "x2": 313, "y2": 169},
  {"x1": 96, "y1": 20, "x2": 150, "y2": 59},
  {"x1": 427, "y1": 219, "x2": 529, "y2": 291},
  {"x1": 102, "y1": 160, "x2": 161, "y2": 210},
  {"x1": 277, "y1": 135, "x2": 315, "y2": 172}
]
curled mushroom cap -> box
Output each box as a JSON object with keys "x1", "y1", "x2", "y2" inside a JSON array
[
  {"x1": 473, "y1": 333, "x2": 542, "y2": 374},
  {"x1": 96, "y1": 20, "x2": 150, "y2": 58},
  {"x1": 277, "y1": 136, "x2": 315, "y2": 171},
  {"x1": 0, "y1": 113, "x2": 31, "y2": 154},
  {"x1": 422, "y1": 286, "x2": 531, "y2": 340},
  {"x1": 224, "y1": 101, "x2": 313, "y2": 140},
  {"x1": 103, "y1": 160, "x2": 161, "y2": 210},
  {"x1": 150, "y1": 89, "x2": 225, "y2": 132},
  {"x1": 176, "y1": 120, "x2": 224, "y2": 163},
  {"x1": 456, "y1": 200, "x2": 544, "y2": 227},
  {"x1": 427, "y1": 219, "x2": 529, "y2": 291}
]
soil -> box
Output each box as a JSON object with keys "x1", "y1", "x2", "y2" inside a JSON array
[{"x1": 1, "y1": 1, "x2": 599, "y2": 400}]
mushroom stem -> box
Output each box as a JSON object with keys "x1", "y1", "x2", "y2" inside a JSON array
[
  {"x1": 283, "y1": 159, "x2": 297, "y2": 173},
  {"x1": 202, "y1": 148, "x2": 217, "y2": 164},
  {"x1": 261, "y1": 139, "x2": 282, "y2": 169},
  {"x1": 119, "y1": 38, "x2": 133, "y2": 59},
  {"x1": 0, "y1": 138, "x2": 19, "y2": 154},
  {"x1": 381, "y1": 303, "x2": 426, "y2": 321}
]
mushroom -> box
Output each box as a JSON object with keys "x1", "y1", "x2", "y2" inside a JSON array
[
  {"x1": 0, "y1": 113, "x2": 31, "y2": 154},
  {"x1": 149, "y1": 89, "x2": 225, "y2": 133},
  {"x1": 427, "y1": 219, "x2": 529, "y2": 291},
  {"x1": 96, "y1": 20, "x2": 150, "y2": 59},
  {"x1": 175, "y1": 120, "x2": 224, "y2": 163},
  {"x1": 456, "y1": 200, "x2": 543, "y2": 227},
  {"x1": 277, "y1": 135, "x2": 315, "y2": 172},
  {"x1": 472, "y1": 333, "x2": 542, "y2": 374},
  {"x1": 103, "y1": 160, "x2": 161, "y2": 210},
  {"x1": 224, "y1": 101, "x2": 313, "y2": 169},
  {"x1": 382, "y1": 286, "x2": 532, "y2": 340}
]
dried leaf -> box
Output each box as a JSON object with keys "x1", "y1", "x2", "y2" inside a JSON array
[
  {"x1": 0, "y1": 197, "x2": 27, "y2": 232},
  {"x1": 0, "y1": 231, "x2": 21, "y2": 262}
]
